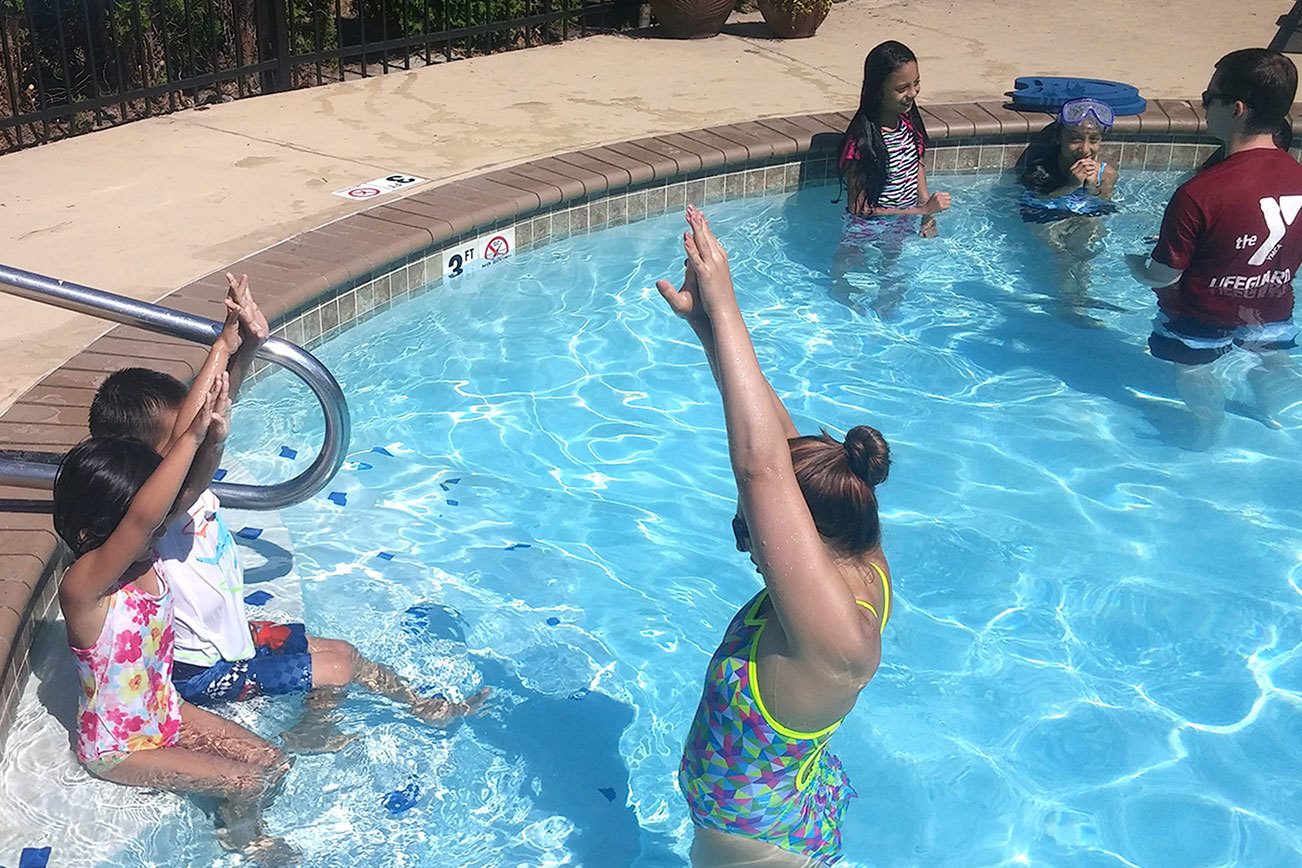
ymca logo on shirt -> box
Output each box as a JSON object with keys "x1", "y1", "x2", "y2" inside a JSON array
[{"x1": 1248, "y1": 195, "x2": 1302, "y2": 266}]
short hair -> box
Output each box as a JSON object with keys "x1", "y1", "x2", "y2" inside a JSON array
[
  {"x1": 89, "y1": 367, "x2": 188, "y2": 445},
  {"x1": 1214, "y1": 49, "x2": 1298, "y2": 135},
  {"x1": 53, "y1": 437, "x2": 162, "y2": 557}
]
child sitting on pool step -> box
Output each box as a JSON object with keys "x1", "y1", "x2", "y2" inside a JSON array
[
  {"x1": 54, "y1": 371, "x2": 294, "y2": 862},
  {"x1": 88, "y1": 273, "x2": 487, "y2": 747}
]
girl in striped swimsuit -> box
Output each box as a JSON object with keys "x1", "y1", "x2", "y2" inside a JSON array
[{"x1": 833, "y1": 41, "x2": 952, "y2": 315}]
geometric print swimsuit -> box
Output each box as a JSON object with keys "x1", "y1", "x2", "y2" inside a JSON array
[{"x1": 679, "y1": 564, "x2": 892, "y2": 863}]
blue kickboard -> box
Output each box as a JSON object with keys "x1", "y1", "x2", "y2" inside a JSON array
[{"x1": 1007, "y1": 76, "x2": 1147, "y2": 116}]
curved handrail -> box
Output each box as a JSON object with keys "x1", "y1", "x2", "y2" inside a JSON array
[{"x1": 0, "y1": 264, "x2": 350, "y2": 511}]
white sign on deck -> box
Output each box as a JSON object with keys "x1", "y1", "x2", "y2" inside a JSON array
[
  {"x1": 441, "y1": 227, "x2": 517, "y2": 280},
  {"x1": 332, "y1": 174, "x2": 428, "y2": 200}
]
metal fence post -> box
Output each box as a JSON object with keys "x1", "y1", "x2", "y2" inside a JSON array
[
  {"x1": 272, "y1": 0, "x2": 292, "y2": 90},
  {"x1": 259, "y1": 0, "x2": 293, "y2": 92}
]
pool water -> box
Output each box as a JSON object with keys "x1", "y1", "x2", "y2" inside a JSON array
[{"x1": 131, "y1": 172, "x2": 1302, "y2": 866}]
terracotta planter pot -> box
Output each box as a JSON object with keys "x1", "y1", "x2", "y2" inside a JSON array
[
  {"x1": 756, "y1": 0, "x2": 830, "y2": 37},
  {"x1": 650, "y1": 0, "x2": 735, "y2": 38}
]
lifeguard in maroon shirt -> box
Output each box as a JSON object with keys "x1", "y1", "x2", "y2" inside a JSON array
[
  {"x1": 1150, "y1": 147, "x2": 1302, "y2": 356},
  {"x1": 1128, "y1": 48, "x2": 1300, "y2": 439}
]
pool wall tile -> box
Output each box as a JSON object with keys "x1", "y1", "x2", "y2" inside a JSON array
[
  {"x1": 1145, "y1": 142, "x2": 1174, "y2": 170},
  {"x1": 627, "y1": 189, "x2": 649, "y2": 221},
  {"x1": 551, "y1": 208, "x2": 572, "y2": 242},
  {"x1": 724, "y1": 172, "x2": 745, "y2": 200},
  {"x1": 570, "y1": 202, "x2": 592, "y2": 233},
  {"x1": 607, "y1": 195, "x2": 629, "y2": 227},
  {"x1": 783, "y1": 163, "x2": 802, "y2": 190},
  {"x1": 322, "y1": 295, "x2": 343, "y2": 333},
  {"x1": 589, "y1": 198, "x2": 609, "y2": 230},
  {"x1": 650, "y1": 184, "x2": 671, "y2": 216},
  {"x1": 9, "y1": 100, "x2": 1301, "y2": 740},
  {"x1": 957, "y1": 144, "x2": 982, "y2": 171},
  {"x1": 977, "y1": 144, "x2": 1004, "y2": 169}
]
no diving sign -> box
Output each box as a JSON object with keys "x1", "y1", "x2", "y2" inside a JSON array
[
  {"x1": 442, "y1": 228, "x2": 516, "y2": 280},
  {"x1": 332, "y1": 173, "x2": 428, "y2": 200}
]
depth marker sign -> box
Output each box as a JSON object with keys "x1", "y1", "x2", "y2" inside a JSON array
[
  {"x1": 442, "y1": 228, "x2": 517, "y2": 280},
  {"x1": 332, "y1": 174, "x2": 428, "y2": 200}
]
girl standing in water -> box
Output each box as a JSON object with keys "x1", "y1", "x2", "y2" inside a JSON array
[
  {"x1": 833, "y1": 40, "x2": 951, "y2": 314},
  {"x1": 660, "y1": 207, "x2": 896, "y2": 866}
]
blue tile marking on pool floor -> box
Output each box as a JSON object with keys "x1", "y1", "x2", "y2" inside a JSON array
[
  {"x1": 19, "y1": 847, "x2": 52, "y2": 868},
  {"x1": 244, "y1": 591, "x2": 274, "y2": 606},
  {"x1": 278, "y1": 446, "x2": 298, "y2": 459},
  {"x1": 598, "y1": 787, "x2": 616, "y2": 802},
  {"x1": 344, "y1": 461, "x2": 374, "y2": 472},
  {"x1": 506, "y1": 543, "x2": 531, "y2": 551},
  {"x1": 545, "y1": 617, "x2": 561, "y2": 626},
  {"x1": 438, "y1": 478, "x2": 462, "y2": 491},
  {"x1": 370, "y1": 446, "x2": 394, "y2": 456},
  {"x1": 328, "y1": 492, "x2": 347, "y2": 506},
  {"x1": 236, "y1": 527, "x2": 263, "y2": 540},
  {"x1": 376, "y1": 552, "x2": 395, "y2": 561},
  {"x1": 383, "y1": 782, "x2": 421, "y2": 816},
  {"x1": 212, "y1": 468, "x2": 228, "y2": 481}
]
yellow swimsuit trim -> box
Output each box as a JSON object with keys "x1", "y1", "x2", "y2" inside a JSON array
[{"x1": 744, "y1": 562, "x2": 893, "y2": 747}]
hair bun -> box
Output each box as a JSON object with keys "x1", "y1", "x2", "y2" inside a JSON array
[{"x1": 844, "y1": 425, "x2": 890, "y2": 487}]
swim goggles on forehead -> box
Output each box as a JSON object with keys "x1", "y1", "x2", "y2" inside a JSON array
[{"x1": 1058, "y1": 97, "x2": 1115, "y2": 130}]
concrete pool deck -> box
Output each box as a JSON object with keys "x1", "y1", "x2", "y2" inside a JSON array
[{"x1": 0, "y1": 0, "x2": 1286, "y2": 411}]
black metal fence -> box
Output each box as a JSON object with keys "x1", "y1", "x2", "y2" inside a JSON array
[{"x1": 0, "y1": 0, "x2": 641, "y2": 153}]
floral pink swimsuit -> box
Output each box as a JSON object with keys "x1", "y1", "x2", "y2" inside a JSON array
[{"x1": 69, "y1": 569, "x2": 183, "y2": 773}]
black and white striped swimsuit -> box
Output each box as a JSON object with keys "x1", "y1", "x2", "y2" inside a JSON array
[{"x1": 876, "y1": 121, "x2": 921, "y2": 210}]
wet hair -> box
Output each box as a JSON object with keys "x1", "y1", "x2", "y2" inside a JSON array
[
  {"x1": 89, "y1": 367, "x2": 188, "y2": 446},
  {"x1": 53, "y1": 437, "x2": 162, "y2": 557},
  {"x1": 840, "y1": 41, "x2": 930, "y2": 209},
  {"x1": 1016, "y1": 120, "x2": 1105, "y2": 195},
  {"x1": 787, "y1": 426, "x2": 891, "y2": 554},
  {"x1": 1213, "y1": 49, "x2": 1298, "y2": 135}
]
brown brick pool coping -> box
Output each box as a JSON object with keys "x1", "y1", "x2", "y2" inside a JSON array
[{"x1": 0, "y1": 98, "x2": 1289, "y2": 742}]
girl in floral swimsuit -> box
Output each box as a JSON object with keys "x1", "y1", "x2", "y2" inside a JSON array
[{"x1": 53, "y1": 372, "x2": 292, "y2": 860}]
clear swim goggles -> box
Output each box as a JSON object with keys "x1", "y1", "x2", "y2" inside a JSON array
[{"x1": 1057, "y1": 97, "x2": 1115, "y2": 130}]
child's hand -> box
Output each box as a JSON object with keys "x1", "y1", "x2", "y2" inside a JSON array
[
  {"x1": 229, "y1": 272, "x2": 270, "y2": 346},
  {"x1": 923, "y1": 192, "x2": 951, "y2": 214},
  {"x1": 186, "y1": 372, "x2": 229, "y2": 445},
  {"x1": 1070, "y1": 159, "x2": 1100, "y2": 187},
  {"x1": 920, "y1": 217, "x2": 939, "y2": 238},
  {"x1": 219, "y1": 275, "x2": 243, "y2": 354}
]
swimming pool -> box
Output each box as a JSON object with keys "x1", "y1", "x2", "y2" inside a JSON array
[{"x1": 30, "y1": 170, "x2": 1302, "y2": 866}]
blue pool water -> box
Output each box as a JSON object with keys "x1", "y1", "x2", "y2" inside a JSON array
[{"x1": 132, "y1": 173, "x2": 1302, "y2": 866}]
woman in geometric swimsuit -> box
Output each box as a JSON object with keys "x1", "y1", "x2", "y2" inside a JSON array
[{"x1": 658, "y1": 206, "x2": 895, "y2": 865}]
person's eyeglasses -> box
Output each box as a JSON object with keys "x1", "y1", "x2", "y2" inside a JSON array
[
  {"x1": 731, "y1": 513, "x2": 750, "y2": 552},
  {"x1": 1201, "y1": 90, "x2": 1231, "y2": 108}
]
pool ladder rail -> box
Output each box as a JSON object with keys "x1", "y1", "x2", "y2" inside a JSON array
[{"x1": 0, "y1": 263, "x2": 350, "y2": 511}]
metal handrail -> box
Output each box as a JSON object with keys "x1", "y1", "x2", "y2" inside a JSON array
[{"x1": 0, "y1": 264, "x2": 350, "y2": 511}]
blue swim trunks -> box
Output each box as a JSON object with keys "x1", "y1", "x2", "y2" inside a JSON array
[{"x1": 172, "y1": 621, "x2": 314, "y2": 704}]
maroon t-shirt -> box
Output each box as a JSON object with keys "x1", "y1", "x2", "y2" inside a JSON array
[{"x1": 1152, "y1": 148, "x2": 1302, "y2": 328}]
